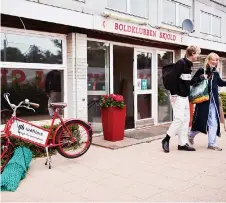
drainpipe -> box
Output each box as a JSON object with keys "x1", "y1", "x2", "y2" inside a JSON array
[{"x1": 192, "y1": 0, "x2": 196, "y2": 31}]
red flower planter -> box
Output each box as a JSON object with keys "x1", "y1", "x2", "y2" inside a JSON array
[{"x1": 101, "y1": 106, "x2": 126, "y2": 142}]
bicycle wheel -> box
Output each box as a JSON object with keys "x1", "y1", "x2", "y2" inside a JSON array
[
  {"x1": 1, "y1": 139, "x2": 14, "y2": 173},
  {"x1": 55, "y1": 120, "x2": 92, "y2": 159}
]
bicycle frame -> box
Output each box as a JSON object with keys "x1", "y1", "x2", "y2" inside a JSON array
[{"x1": 2, "y1": 109, "x2": 69, "y2": 148}]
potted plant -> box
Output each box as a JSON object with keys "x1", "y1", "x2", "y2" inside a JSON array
[{"x1": 100, "y1": 94, "x2": 126, "y2": 141}]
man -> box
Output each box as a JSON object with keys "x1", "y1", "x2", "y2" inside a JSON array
[
  {"x1": 45, "y1": 70, "x2": 62, "y2": 117},
  {"x1": 162, "y1": 45, "x2": 201, "y2": 153}
]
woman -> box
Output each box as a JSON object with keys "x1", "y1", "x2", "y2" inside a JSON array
[{"x1": 189, "y1": 52, "x2": 226, "y2": 151}]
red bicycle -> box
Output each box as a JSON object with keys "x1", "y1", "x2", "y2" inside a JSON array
[{"x1": 1, "y1": 93, "x2": 93, "y2": 172}]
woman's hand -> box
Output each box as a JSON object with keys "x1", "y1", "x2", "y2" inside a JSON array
[{"x1": 201, "y1": 74, "x2": 208, "y2": 79}]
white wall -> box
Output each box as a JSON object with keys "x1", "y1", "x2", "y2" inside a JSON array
[
  {"x1": 3, "y1": 0, "x2": 226, "y2": 53},
  {"x1": 191, "y1": 1, "x2": 226, "y2": 43}
]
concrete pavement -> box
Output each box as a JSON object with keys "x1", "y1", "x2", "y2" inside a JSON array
[{"x1": 1, "y1": 131, "x2": 226, "y2": 202}]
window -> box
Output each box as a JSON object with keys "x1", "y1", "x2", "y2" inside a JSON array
[
  {"x1": 87, "y1": 41, "x2": 109, "y2": 91},
  {"x1": 200, "y1": 11, "x2": 221, "y2": 37},
  {"x1": 1, "y1": 68, "x2": 63, "y2": 123},
  {"x1": 1, "y1": 29, "x2": 65, "y2": 124},
  {"x1": 162, "y1": 0, "x2": 176, "y2": 25},
  {"x1": 212, "y1": 15, "x2": 221, "y2": 37},
  {"x1": 201, "y1": 12, "x2": 211, "y2": 34},
  {"x1": 1, "y1": 33, "x2": 63, "y2": 64},
  {"x1": 222, "y1": 59, "x2": 226, "y2": 79},
  {"x1": 107, "y1": 0, "x2": 148, "y2": 18},
  {"x1": 130, "y1": 0, "x2": 148, "y2": 18},
  {"x1": 162, "y1": 0, "x2": 191, "y2": 27},
  {"x1": 192, "y1": 56, "x2": 206, "y2": 77},
  {"x1": 107, "y1": 0, "x2": 127, "y2": 13},
  {"x1": 178, "y1": 4, "x2": 190, "y2": 26},
  {"x1": 137, "y1": 52, "x2": 152, "y2": 90},
  {"x1": 158, "y1": 51, "x2": 173, "y2": 123}
]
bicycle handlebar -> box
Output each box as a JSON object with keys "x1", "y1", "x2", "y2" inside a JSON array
[
  {"x1": 4, "y1": 93, "x2": 39, "y2": 111},
  {"x1": 4, "y1": 93, "x2": 13, "y2": 107},
  {"x1": 29, "y1": 102, "x2": 40, "y2": 109}
]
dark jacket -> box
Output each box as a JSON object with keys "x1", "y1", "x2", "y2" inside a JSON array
[
  {"x1": 191, "y1": 67, "x2": 226, "y2": 137},
  {"x1": 45, "y1": 70, "x2": 61, "y2": 93},
  {"x1": 170, "y1": 58, "x2": 193, "y2": 97}
]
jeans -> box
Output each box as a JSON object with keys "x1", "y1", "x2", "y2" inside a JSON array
[{"x1": 189, "y1": 98, "x2": 218, "y2": 147}]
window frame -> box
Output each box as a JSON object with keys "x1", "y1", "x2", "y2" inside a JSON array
[
  {"x1": 161, "y1": 0, "x2": 191, "y2": 28},
  {"x1": 106, "y1": 0, "x2": 149, "y2": 19},
  {"x1": 1, "y1": 27, "x2": 67, "y2": 69},
  {"x1": 200, "y1": 11, "x2": 221, "y2": 38}
]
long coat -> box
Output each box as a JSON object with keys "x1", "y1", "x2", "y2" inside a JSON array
[{"x1": 191, "y1": 68, "x2": 226, "y2": 137}]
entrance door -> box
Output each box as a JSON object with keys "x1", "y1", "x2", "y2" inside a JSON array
[
  {"x1": 87, "y1": 41, "x2": 110, "y2": 133},
  {"x1": 157, "y1": 51, "x2": 173, "y2": 123},
  {"x1": 134, "y1": 49, "x2": 154, "y2": 128}
]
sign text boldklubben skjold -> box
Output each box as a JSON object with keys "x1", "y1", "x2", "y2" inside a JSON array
[{"x1": 115, "y1": 23, "x2": 177, "y2": 41}]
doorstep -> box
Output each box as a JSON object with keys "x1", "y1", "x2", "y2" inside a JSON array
[{"x1": 92, "y1": 124, "x2": 170, "y2": 150}]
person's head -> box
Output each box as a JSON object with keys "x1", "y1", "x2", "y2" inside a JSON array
[
  {"x1": 185, "y1": 45, "x2": 201, "y2": 62},
  {"x1": 204, "y1": 52, "x2": 219, "y2": 69}
]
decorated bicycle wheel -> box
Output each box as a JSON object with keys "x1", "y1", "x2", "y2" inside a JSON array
[{"x1": 55, "y1": 120, "x2": 92, "y2": 159}]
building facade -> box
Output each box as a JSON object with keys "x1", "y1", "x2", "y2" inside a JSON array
[{"x1": 1, "y1": 0, "x2": 226, "y2": 133}]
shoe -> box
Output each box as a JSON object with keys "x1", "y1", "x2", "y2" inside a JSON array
[
  {"x1": 207, "y1": 146, "x2": 222, "y2": 151},
  {"x1": 178, "y1": 143, "x2": 196, "y2": 151},
  {"x1": 188, "y1": 136, "x2": 194, "y2": 145},
  {"x1": 162, "y1": 138, "x2": 170, "y2": 153}
]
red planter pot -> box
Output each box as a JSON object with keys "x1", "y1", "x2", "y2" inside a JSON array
[{"x1": 101, "y1": 106, "x2": 126, "y2": 142}]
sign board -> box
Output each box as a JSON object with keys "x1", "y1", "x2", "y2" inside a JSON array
[
  {"x1": 93, "y1": 16, "x2": 182, "y2": 45},
  {"x1": 141, "y1": 79, "x2": 148, "y2": 90},
  {"x1": 11, "y1": 119, "x2": 49, "y2": 145}
]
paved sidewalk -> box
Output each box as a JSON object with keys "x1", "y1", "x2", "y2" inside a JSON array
[{"x1": 1, "y1": 131, "x2": 226, "y2": 202}]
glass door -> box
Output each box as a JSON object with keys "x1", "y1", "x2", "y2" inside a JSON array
[
  {"x1": 134, "y1": 49, "x2": 154, "y2": 128},
  {"x1": 87, "y1": 41, "x2": 110, "y2": 133},
  {"x1": 157, "y1": 51, "x2": 173, "y2": 123}
]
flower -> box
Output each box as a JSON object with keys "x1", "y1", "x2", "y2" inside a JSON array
[{"x1": 100, "y1": 94, "x2": 125, "y2": 109}]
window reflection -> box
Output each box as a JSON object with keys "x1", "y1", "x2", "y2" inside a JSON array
[
  {"x1": 137, "y1": 52, "x2": 152, "y2": 90},
  {"x1": 87, "y1": 41, "x2": 110, "y2": 133},
  {"x1": 87, "y1": 41, "x2": 109, "y2": 91},
  {"x1": 1, "y1": 33, "x2": 63, "y2": 64},
  {"x1": 192, "y1": 56, "x2": 205, "y2": 77},
  {"x1": 1, "y1": 68, "x2": 63, "y2": 123},
  {"x1": 88, "y1": 95, "x2": 102, "y2": 133},
  {"x1": 158, "y1": 51, "x2": 173, "y2": 123}
]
